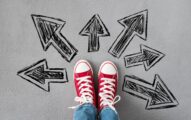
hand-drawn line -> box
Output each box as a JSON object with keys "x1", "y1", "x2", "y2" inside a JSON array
[
  {"x1": 109, "y1": 9, "x2": 148, "y2": 58},
  {"x1": 122, "y1": 74, "x2": 179, "y2": 110},
  {"x1": 79, "y1": 14, "x2": 110, "y2": 52},
  {"x1": 31, "y1": 14, "x2": 78, "y2": 62},
  {"x1": 124, "y1": 44, "x2": 165, "y2": 71},
  {"x1": 17, "y1": 59, "x2": 68, "y2": 92}
]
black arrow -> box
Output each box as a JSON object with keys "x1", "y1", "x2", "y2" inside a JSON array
[
  {"x1": 17, "y1": 59, "x2": 68, "y2": 92},
  {"x1": 124, "y1": 44, "x2": 165, "y2": 71},
  {"x1": 79, "y1": 14, "x2": 110, "y2": 52},
  {"x1": 122, "y1": 74, "x2": 178, "y2": 110},
  {"x1": 109, "y1": 10, "x2": 148, "y2": 58},
  {"x1": 31, "y1": 14, "x2": 78, "y2": 62}
]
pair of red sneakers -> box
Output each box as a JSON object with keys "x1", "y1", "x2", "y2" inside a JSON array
[{"x1": 71, "y1": 60, "x2": 120, "y2": 112}]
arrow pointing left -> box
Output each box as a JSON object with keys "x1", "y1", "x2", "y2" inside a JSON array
[
  {"x1": 31, "y1": 14, "x2": 78, "y2": 62},
  {"x1": 17, "y1": 59, "x2": 68, "y2": 92},
  {"x1": 79, "y1": 14, "x2": 110, "y2": 52}
]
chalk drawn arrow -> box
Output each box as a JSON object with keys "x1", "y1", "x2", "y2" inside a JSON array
[
  {"x1": 122, "y1": 74, "x2": 178, "y2": 110},
  {"x1": 17, "y1": 59, "x2": 68, "y2": 92},
  {"x1": 109, "y1": 9, "x2": 148, "y2": 58},
  {"x1": 124, "y1": 44, "x2": 165, "y2": 71},
  {"x1": 79, "y1": 14, "x2": 110, "y2": 52},
  {"x1": 31, "y1": 14, "x2": 78, "y2": 62}
]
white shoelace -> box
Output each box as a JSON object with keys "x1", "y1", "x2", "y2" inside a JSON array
[
  {"x1": 69, "y1": 76, "x2": 93, "y2": 109},
  {"x1": 99, "y1": 77, "x2": 121, "y2": 112}
]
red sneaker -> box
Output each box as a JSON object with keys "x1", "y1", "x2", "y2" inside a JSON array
[
  {"x1": 98, "y1": 61, "x2": 121, "y2": 112},
  {"x1": 71, "y1": 60, "x2": 96, "y2": 108}
]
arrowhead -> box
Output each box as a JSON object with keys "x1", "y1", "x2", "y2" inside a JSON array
[
  {"x1": 25, "y1": 64, "x2": 46, "y2": 84},
  {"x1": 118, "y1": 9, "x2": 148, "y2": 40},
  {"x1": 17, "y1": 59, "x2": 50, "y2": 91},
  {"x1": 141, "y1": 44, "x2": 165, "y2": 71},
  {"x1": 79, "y1": 14, "x2": 110, "y2": 37},
  {"x1": 31, "y1": 14, "x2": 65, "y2": 50},
  {"x1": 146, "y1": 74, "x2": 179, "y2": 109}
]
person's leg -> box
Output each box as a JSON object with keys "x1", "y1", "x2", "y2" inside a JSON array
[
  {"x1": 99, "y1": 107, "x2": 119, "y2": 120},
  {"x1": 98, "y1": 61, "x2": 121, "y2": 120},
  {"x1": 71, "y1": 60, "x2": 97, "y2": 120},
  {"x1": 74, "y1": 103, "x2": 97, "y2": 120}
]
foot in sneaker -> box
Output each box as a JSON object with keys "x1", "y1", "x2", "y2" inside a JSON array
[
  {"x1": 98, "y1": 61, "x2": 121, "y2": 112},
  {"x1": 70, "y1": 60, "x2": 96, "y2": 109}
]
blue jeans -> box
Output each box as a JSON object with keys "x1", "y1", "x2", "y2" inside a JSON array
[{"x1": 73, "y1": 103, "x2": 119, "y2": 120}]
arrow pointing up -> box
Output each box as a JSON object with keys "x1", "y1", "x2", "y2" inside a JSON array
[
  {"x1": 31, "y1": 14, "x2": 78, "y2": 62},
  {"x1": 124, "y1": 44, "x2": 165, "y2": 71},
  {"x1": 109, "y1": 10, "x2": 148, "y2": 58},
  {"x1": 17, "y1": 59, "x2": 68, "y2": 92},
  {"x1": 79, "y1": 14, "x2": 110, "y2": 52},
  {"x1": 122, "y1": 74, "x2": 178, "y2": 110}
]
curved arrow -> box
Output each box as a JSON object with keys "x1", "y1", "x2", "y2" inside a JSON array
[
  {"x1": 31, "y1": 14, "x2": 78, "y2": 62},
  {"x1": 17, "y1": 59, "x2": 68, "y2": 92},
  {"x1": 122, "y1": 74, "x2": 178, "y2": 110},
  {"x1": 79, "y1": 14, "x2": 110, "y2": 52},
  {"x1": 109, "y1": 9, "x2": 148, "y2": 58},
  {"x1": 124, "y1": 44, "x2": 165, "y2": 71}
]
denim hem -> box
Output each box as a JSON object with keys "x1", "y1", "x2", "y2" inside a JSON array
[{"x1": 76, "y1": 103, "x2": 97, "y2": 114}]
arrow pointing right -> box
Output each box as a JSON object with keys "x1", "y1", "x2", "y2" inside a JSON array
[
  {"x1": 109, "y1": 10, "x2": 148, "y2": 58},
  {"x1": 124, "y1": 44, "x2": 165, "y2": 71},
  {"x1": 122, "y1": 74, "x2": 179, "y2": 110}
]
